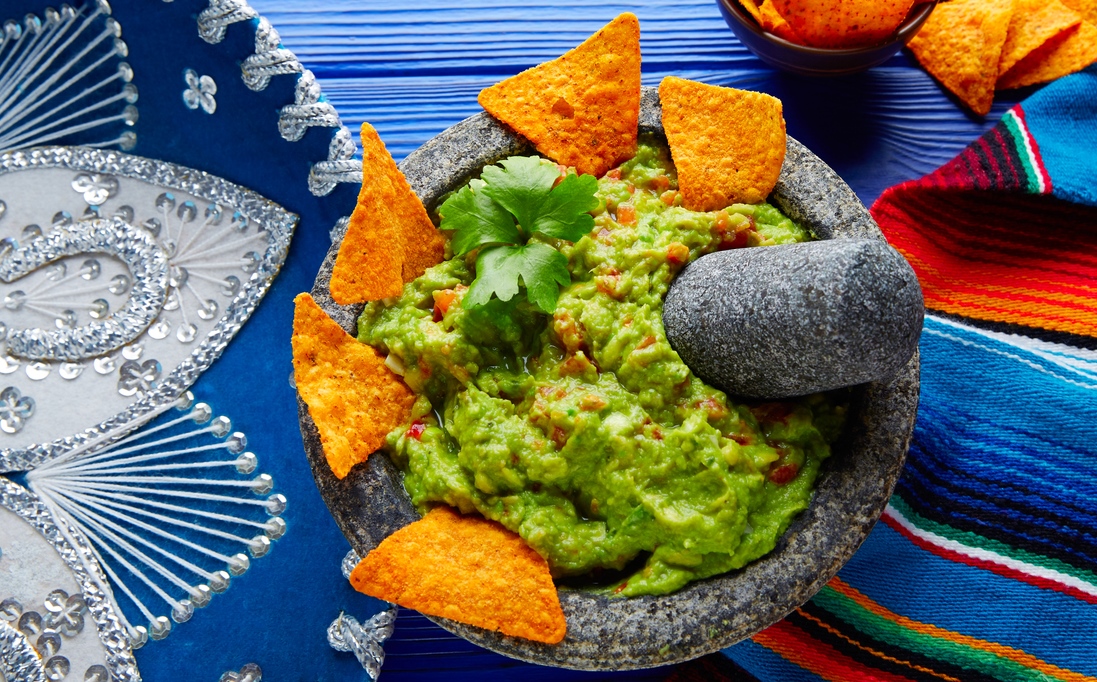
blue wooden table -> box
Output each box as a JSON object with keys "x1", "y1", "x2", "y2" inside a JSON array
[{"x1": 249, "y1": 0, "x2": 1027, "y2": 207}]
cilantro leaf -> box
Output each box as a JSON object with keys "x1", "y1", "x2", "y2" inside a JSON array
[
  {"x1": 529, "y1": 173, "x2": 599, "y2": 242},
  {"x1": 438, "y1": 154, "x2": 600, "y2": 313},
  {"x1": 464, "y1": 242, "x2": 571, "y2": 314},
  {"x1": 480, "y1": 157, "x2": 560, "y2": 236},
  {"x1": 440, "y1": 179, "x2": 521, "y2": 256}
]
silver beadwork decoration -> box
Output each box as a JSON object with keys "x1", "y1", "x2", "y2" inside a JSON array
[
  {"x1": 329, "y1": 216, "x2": 350, "y2": 243},
  {"x1": 219, "y1": 662, "x2": 262, "y2": 682},
  {"x1": 23, "y1": 394, "x2": 285, "y2": 648},
  {"x1": 0, "y1": 217, "x2": 169, "y2": 361},
  {"x1": 221, "y1": 275, "x2": 241, "y2": 297},
  {"x1": 71, "y1": 175, "x2": 119, "y2": 207},
  {"x1": 327, "y1": 609, "x2": 396, "y2": 681},
  {"x1": 0, "y1": 147, "x2": 296, "y2": 473},
  {"x1": 116, "y1": 359, "x2": 161, "y2": 397},
  {"x1": 310, "y1": 126, "x2": 361, "y2": 196},
  {"x1": 43, "y1": 654, "x2": 70, "y2": 680},
  {"x1": 278, "y1": 70, "x2": 340, "y2": 142},
  {"x1": 197, "y1": 0, "x2": 360, "y2": 195},
  {"x1": 197, "y1": 0, "x2": 259, "y2": 44},
  {"x1": 121, "y1": 344, "x2": 143, "y2": 361},
  {"x1": 341, "y1": 549, "x2": 360, "y2": 580},
  {"x1": 0, "y1": 478, "x2": 139, "y2": 681},
  {"x1": 85, "y1": 664, "x2": 110, "y2": 682},
  {"x1": 0, "y1": 619, "x2": 47, "y2": 682},
  {"x1": 241, "y1": 17, "x2": 302, "y2": 92},
  {"x1": 26, "y1": 362, "x2": 51, "y2": 381},
  {"x1": 92, "y1": 356, "x2": 116, "y2": 375},
  {"x1": 0, "y1": 3, "x2": 138, "y2": 153},
  {"x1": 0, "y1": 386, "x2": 33, "y2": 433},
  {"x1": 182, "y1": 69, "x2": 218, "y2": 115}
]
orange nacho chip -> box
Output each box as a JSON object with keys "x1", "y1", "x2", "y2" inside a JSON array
[
  {"x1": 769, "y1": 0, "x2": 916, "y2": 48},
  {"x1": 740, "y1": 0, "x2": 802, "y2": 42},
  {"x1": 478, "y1": 13, "x2": 641, "y2": 177},
  {"x1": 998, "y1": 0, "x2": 1082, "y2": 76},
  {"x1": 330, "y1": 124, "x2": 445, "y2": 305},
  {"x1": 360, "y1": 124, "x2": 446, "y2": 283},
  {"x1": 999, "y1": 20, "x2": 1097, "y2": 89},
  {"x1": 1061, "y1": 0, "x2": 1097, "y2": 24},
  {"x1": 659, "y1": 76, "x2": 786, "y2": 211},
  {"x1": 907, "y1": 0, "x2": 1014, "y2": 116},
  {"x1": 292, "y1": 293, "x2": 415, "y2": 479},
  {"x1": 330, "y1": 125, "x2": 402, "y2": 304},
  {"x1": 350, "y1": 506, "x2": 566, "y2": 644}
]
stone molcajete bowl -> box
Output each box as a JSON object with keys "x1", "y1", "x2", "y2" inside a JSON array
[{"x1": 298, "y1": 87, "x2": 920, "y2": 670}]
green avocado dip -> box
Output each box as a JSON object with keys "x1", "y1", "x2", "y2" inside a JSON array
[{"x1": 357, "y1": 138, "x2": 846, "y2": 597}]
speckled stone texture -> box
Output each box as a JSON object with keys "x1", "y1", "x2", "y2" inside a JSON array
[
  {"x1": 299, "y1": 86, "x2": 920, "y2": 670},
  {"x1": 664, "y1": 239, "x2": 923, "y2": 399}
]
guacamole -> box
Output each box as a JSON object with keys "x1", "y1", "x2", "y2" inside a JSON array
[{"x1": 358, "y1": 139, "x2": 845, "y2": 597}]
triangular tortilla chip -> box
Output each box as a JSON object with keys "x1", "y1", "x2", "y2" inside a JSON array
[
  {"x1": 478, "y1": 13, "x2": 641, "y2": 177},
  {"x1": 330, "y1": 124, "x2": 445, "y2": 305},
  {"x1": 350, "y1": 506, "x2": 566, "y2": 644},
  {"x1": 330, "y1": 126, "x2": 403, "y2": 304},
  {"x1": 907, "y1": 0, "x2": 1014, "y2": 116},
  {"x1": 769, "y1": 0, "x2": 916, "y2": 48},
  {"x1": 659, "y1": 76, "x2": 786, "y2": 211},
  {"x1": 998, "y1": 0, "x2": 1081, "y2": 76},
  {"x1": 999, "y1": 20, "x2": 1097, "y2": 89},
  {"x1": 1061, "y1": 0, "x2": 1097, "y2": 24},
  {"x1": 292, "y1": 293, "x2": 415, "y2": 479},
  {"x1": 740, "y1": 0, "x2": 802, "y2": 42},
  {"x1": 360, "y1": 124, "x2": 446, "y2": 283}
]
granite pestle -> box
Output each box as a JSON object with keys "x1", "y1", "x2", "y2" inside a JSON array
[{"x1": 663, "y1": 239, "x2": 924, "y2": 399}]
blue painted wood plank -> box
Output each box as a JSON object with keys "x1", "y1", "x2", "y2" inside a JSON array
[{"x1": 249, "y1": 0, "x2": 1027, "y2": 206}]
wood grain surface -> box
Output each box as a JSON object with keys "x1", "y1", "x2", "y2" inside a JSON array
[{"x1": 250, "y1": 0, "x2": 1032, "y2": 206}]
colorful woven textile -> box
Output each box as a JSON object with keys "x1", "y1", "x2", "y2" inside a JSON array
[{"x1": 725, "y1": 66, "x2": 1097, "y2": 681}]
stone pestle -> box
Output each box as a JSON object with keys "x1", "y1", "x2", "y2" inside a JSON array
[{"x1": 663, "y1": 239, "x2": 924, "y2": 399}]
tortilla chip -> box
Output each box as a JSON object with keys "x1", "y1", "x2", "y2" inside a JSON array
[
  {"x1": 330, "y1": 124, "x2": 445, "y2": 304},
  {"x1": 478, "y1": 13, "x2": 641, "y2": 177},
  {"x1": 350, "y1": 506, "x2": 566, "y2": 644},
  {"x1": 330, "y1": 126, "x2": 402, "y2": 304},
  {"x1": 758, "y1": 0, "x2": 804, "y2": 42},
  {"x1": 769, "y1": 0, "x2": 916, "y2": 48},
  {"x1": 292, "y1": 293, "x2": 415, "y2": 479},
  {"x1": 999, "y1": 20, "x2": 1097, "y2": 89},
  {"x1": 1061, "y1": 0, "x2": 1097, "y2": 24},
  {"x1": 659, "y1": 76, "x2": 786, "y2": 211},
  {"x1": 998, "y1": 0, "x2": 1081, "y2": 76},
  {"x1": 739, "y1": 0, "x2": 801, "y2": 42},
  {"x1": 359, "y1": 124, "x2": 446, "y2": 283},
  {"x1": 739, "y1": 0, "x2": 765, "y2": 24},
  {"x1": 907, "y1": 0, "x2": 1014, "y2": 116}
]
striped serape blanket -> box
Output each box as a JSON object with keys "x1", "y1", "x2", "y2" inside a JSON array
[{"x1": 724, "y1": 65, "x2": 1097, "y2": 681}]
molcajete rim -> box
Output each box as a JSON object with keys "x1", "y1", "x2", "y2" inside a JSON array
[{"x1": 299, "y1": 86, "x2": 919, "y2": 670}]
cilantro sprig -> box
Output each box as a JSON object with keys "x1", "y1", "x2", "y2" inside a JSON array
[{"x1": 439, "y1": 156, "x2": 599, "y2": 313}]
